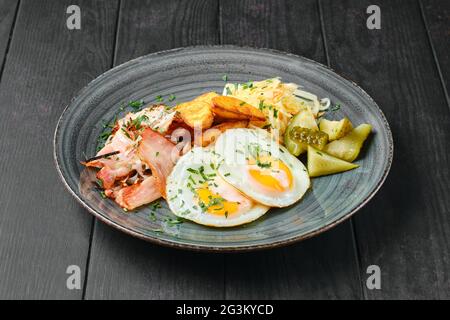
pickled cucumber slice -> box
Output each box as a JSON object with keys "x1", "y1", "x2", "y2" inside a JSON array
[
  {"x1": 284, "y1": 108, "x2": 318, "y2": 156},
  {"x1": 290, "y1": 127, "x2": 329, "y2": 150},
  {"x1": 319, "y1": 117, "x2": 353, "y2": 141},
  {"x1": 323, "y1": 124, "x2": 372, "y2": 162},
  {"x1": 307, "y1": 146, "x2": 359, "y2": 177}
]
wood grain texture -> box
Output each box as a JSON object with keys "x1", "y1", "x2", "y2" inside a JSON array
[
  {"x1": 0, "y1": 0, "x2": 18, "y2": 75},
  {"x1": 321, "y1": 0, "x2": 450, "y2": 299},
  {"x1": 421, "y1": 0, "x2": 450, "y2": 104},
  {"x1": 84, "y1": 0, "x2": 224, "y2": 300},
  {"x1": 0, "y1": 0, "x2": 118, "y2": 299},
  {"x1": 220, "y1": 0, "x2": 362, "y2": 299}
]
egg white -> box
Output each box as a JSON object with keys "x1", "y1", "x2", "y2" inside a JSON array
[
  {"x1": 166, "y1": 147, "x2": 270, "y2": 227},
  {"x1": 213, "y1": 128, "x2": 310, "y2": 207}
]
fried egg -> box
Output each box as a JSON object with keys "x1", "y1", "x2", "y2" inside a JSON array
[
  {"x1": 166, "y1": 147, "x2": 270, "y2": 227},
  {"x1": 213, "y1": 128, "x2": 310, "y2": 207}
]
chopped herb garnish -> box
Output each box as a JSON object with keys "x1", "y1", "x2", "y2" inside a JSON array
[
  {"x1": 165, "y1": 217, "x2": 185, "y2": 226},
  {"x1": 259, "y1": 100, "x2": 265, "y2": 110},
  {"x1": 121, "y1": 128, "x2": 132, "y2": 139},
  {"x1": 168, "y1": 94, "x2": 176, "y2": 102},
  {"x1": 242, "y1": 81, "x2": 253, "y2": 89},
  {"x1": 330, "y1": 103, "x2": 341, "y2": 112},
  {"x1": 226, "y1": 87, "x2": 232, "y2": 95},
  {"x1": 149, "y1": 211, "x2": 157, "y2": 222},
  {"x1": 198, "y1": 166, "x2": 208, "y2": 181},
  {"x1": 155, "y1": 95, "x2": 164, "y2": 102},
  {"x1": 130, "y1": 114, "x2": 148, "y2": 130},
  {"x1": 239, "y1": 101, "x2": 246, "y2": 106},
  {"x1": 222, "y1": 74, "x2": 228, "y2": 82},
  {"x1": 188, "y1": 175, "x2": 196, "y2": 185},
  {"x1": 100, "y1": 191, "x2": 106, "y2": 199},
  {"x1": 155, "y1": 151, "x2": 160, "y2": 157},
  {"x1": 256, "y1": 160, "x2": 272, "y2": 168},
  {"x1": 273, "y1": 109, "x2": 278, "y2": 118},
  {"x1": 128, "y1": 100, "x2": 144, "y2": 110},
  {"x1": 224, "y1": 173, "x2": 231, "y2": 177},
  {"x1": 150, "y1": 201, "x2": 162, "y2": 210}
]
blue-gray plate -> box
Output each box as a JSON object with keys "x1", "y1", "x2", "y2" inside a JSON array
[{"x1": 54, "y1": 46, "x2": 393, "y2": 252}]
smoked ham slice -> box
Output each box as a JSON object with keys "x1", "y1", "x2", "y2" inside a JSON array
[
  {"x1": 138, "y1": 128, "x2": 180, "y2": 198},
  {"x1": 114, "y1": 176, "x2": 161, "y2": 210}
]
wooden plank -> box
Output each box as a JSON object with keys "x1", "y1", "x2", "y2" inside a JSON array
[
  {"x1": 0, "y1": 0, "x2": 118, "y2": 299},
  {"x1": 84, "y1": 0, "x2": 224, "y2": 300},
  {"x1": 220, "y1": 0, "x2": 362, "y2": 299},
  {"x1": 321, "y1": 0, "x2": 450, "y2": 299},
  {"x1": 421, "y1": 0, "x2": 450, "y2": 104},
  {"x1": 0, "y1": 0, "x2": 18, "y2": 76}
]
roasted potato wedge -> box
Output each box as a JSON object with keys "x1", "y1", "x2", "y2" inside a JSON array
[
  {"x1": 194, "y1": 92, "x2": 219, "y2": 106},
  {"x1": 213, "y1": 109, "x2": 250, "y2": 121},
  {"x1": 199, "y1": 120, "x2": 249, "y2": 147},
  {"x1": 248, "y1": 119, "x2": 269, "y2": 128},
  {"x1": 212, "y1": 96, "x2": 266, "y2": 121},
  {"x1": 175, "y1": 100, "x2": 214, "y2": 129}
]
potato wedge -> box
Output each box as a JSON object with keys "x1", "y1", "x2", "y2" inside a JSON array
[
  {"x1": 199, "y1": 120, "x2": 248, "y2": 147},
  {"x1": 212, "y1": 96, "x2": 266, "y2": 121},
  {"x1": 194, "y1": 92, "x2": 219, "y2": 106},
  {"x1": 175, "y1": 100, "x2": 214, "y2": 130},
  {"x1": 248, "y1": 119, "x2": 269, "y2": 128},
  {"x1": 213, "y1": 109, "x2": 250, "y2": 121}
]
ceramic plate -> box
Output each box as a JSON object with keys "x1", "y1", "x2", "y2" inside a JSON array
[{"x1": 54, "y1": 46, "x2": 393, "y2": 252}]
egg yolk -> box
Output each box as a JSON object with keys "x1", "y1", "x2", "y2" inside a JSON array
[
  {"x1": 196, "y1": 187, "x2": 239, "y2": 217},
  {"x1": 248, "y1": 156, "x2": 293, "y2": 192}
]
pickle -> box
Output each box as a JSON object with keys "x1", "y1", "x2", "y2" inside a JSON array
[
  {"x1": 323, "y1": 124, "x2": 372, "y2": 162},
  {"x1": 319, "y1": 117, "x2": 353, "y2": 141},
  {"x1": 307, "y1": 146, "x2": 359, "y2": 177},
  {"x1": 283, "y1": 108, "x2": 318, "y2": 156},
  {"x1": 290, "y1": 127, "x2": 329, "y2": 150}
]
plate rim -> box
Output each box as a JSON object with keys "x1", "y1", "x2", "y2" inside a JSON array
[{"x1": 53, "y1": 45, "x2": 394, "y2": 252}]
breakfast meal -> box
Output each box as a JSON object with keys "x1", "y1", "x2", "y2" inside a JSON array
[{"x1": 83, "y1": 77, "x2": 372, "y2": 227}]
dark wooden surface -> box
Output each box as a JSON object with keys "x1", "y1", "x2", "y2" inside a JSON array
[{"x1": 0, "y1": 0, "x2": 448, "y2": 299}]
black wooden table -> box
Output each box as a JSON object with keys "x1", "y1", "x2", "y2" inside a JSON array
[{"x1": 0, "y1": 0, "x2": 448, "y2": 300}]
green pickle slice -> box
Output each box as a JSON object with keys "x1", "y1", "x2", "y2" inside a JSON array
[
  {"x1": 283, "y1": 108, "x2": 318, "y2": 156},
  {"x1": 290, "y1": 127, "x2": 329, "y2": 150}
]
